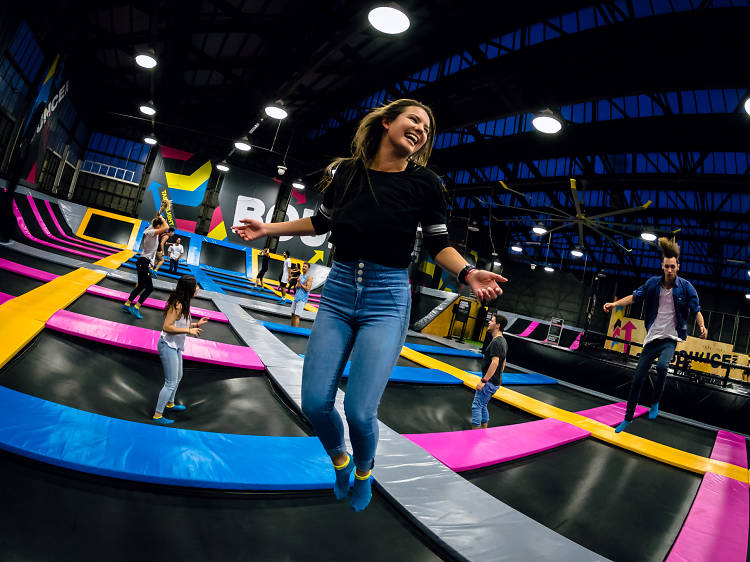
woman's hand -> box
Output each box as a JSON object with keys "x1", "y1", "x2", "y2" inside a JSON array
[
  {"x1": 197, "y1": 317, "x2": 209, "y2": 326},
  {"x1": 232, "y1": 219, "x2": 267, "y2": 241},
  {"x1": 476, "y1": 380, "x2": 485, "y2": 391},
  {"x1": 467, "y1": 269, "x2": 507, "y2": 303},
  {"x1": 189, "y1": 326, "x2": 202, "y2": 337}
]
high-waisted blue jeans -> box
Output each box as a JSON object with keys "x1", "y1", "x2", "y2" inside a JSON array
[
  {"x1": 301, "y1": 260, "x2": 411, "y2": 472},
  {"x1": 155, "y1": 339, "x2": 183, "y2": 414}
]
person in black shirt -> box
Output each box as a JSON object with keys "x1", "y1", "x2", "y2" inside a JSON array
[
  {"x1": 472, "y1": 313, "x2": 508, "y2": 429},
  {"x1": 233, "y1": 98, "x2": 507, "y2": 512},
  {"x1": 254, "y1": 248, "x2": 270, "y2": 288}
]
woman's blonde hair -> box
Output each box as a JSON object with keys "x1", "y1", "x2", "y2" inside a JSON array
[
  {"x1": 658, "y1": 237, "x2": 680, "y2": 260},
  {"x1": 319, "y1": 99, "x2": 436, "y2": 191}
]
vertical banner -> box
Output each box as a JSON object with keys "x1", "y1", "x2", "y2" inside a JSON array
[
  {"x1": 137, "y1": 145, "x2": 212, "y2": 232},
  {"x1": 21, "y1": 54, "x2": 69, "y2": 182},
  {"x1": 216, "y1": 166, "x2": 331, "y2": 264}
]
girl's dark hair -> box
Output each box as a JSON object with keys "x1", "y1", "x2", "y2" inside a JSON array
[
  {"x1": 658, "y1": 237, "x2": 680, "y2": 261},
  {"x1": 165, "y1": 275, "x2": 197, "y2": 320}
]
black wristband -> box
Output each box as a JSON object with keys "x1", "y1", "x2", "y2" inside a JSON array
[{"x1": 458, "y1": 265, "x2": 477, "y2": 284}]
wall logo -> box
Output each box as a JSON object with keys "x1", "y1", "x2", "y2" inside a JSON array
[{"x1": 36, "y1": 81, "x2": 69, "y2": 134}]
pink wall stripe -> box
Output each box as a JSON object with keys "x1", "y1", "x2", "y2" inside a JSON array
[{"x1": 518, "y1": 321, "x2": 539, "y2": 337}]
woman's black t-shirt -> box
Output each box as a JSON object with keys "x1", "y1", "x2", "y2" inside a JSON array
[{"x1": 310, "y1": 161, "x2": 451, "y2": 268}]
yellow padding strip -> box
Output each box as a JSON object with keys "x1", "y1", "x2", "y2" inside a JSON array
[
  {"x1": 0, "y1": 268, "x2": 106, "y2": 368},
  {"x1": 0, "y1": 316, "x2": 45, "y2": 369},
  {"x1": 400, "y1": 346, "x2": 748, "y2": 483},
  {"x1": 76, "y1": 208, "x2": 141, "y2": 249},
  {"x1": 94, "y1": 249, "x2": 135, "y2": 269}
]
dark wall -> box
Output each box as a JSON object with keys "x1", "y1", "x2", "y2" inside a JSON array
[
  {"x1": 72, "y1": 171, "x2": 140, "y2": 214},
  {"x1": 495, "y1": 260, "x2": 589, "y2": 327}
]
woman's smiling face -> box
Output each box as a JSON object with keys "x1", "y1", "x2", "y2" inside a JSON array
[{"x1": 382, "y1": 105, "x2": 431, "y2": 157}]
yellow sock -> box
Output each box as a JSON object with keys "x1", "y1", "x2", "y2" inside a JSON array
[
  {"x1": 166, "y1": 403, "x2": 174, "y2": 408},
  {"x1": 124, "y1": 300, "x2": 131, "y2": 306},
  {"x1": 355, "y1": 470, "x2": 371, "y2": 480},
  {"x1": 134, "y1": 303, "x2": 140, "y2": 309},
  {"x1": 153, "y1": 413, "x2": 162, "y2": 419},
  {"x1": 333, "y1": 455, "x2": 350, "y2": 470}
]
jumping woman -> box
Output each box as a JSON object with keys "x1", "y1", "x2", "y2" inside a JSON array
[
  {"x1": 233, "y1": 99, "x2": 505, "y2": 511},
  {"x1": 152, "y1": 275, "x2": 209, "y2": 425}
]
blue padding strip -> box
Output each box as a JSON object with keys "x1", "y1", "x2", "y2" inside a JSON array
[
  {"x1": 0, "y1": 386, "x2": 333, "y2": 490},
  {"x1": 405, "y1": 343, "x2": 482, "y2": 358},
  {"x1": 200, "y1": 262, "x2": 248, "y2": 277},
  {"x1": 187, "y1": 265, "x2": 224, "y2": 293},
  {"x1": 261, "y1": 320, "x2": 310, "y2": 336},
  {"x1": 468, "y1": 371, "x2": 558, "y2": 385},
  {"x1": 344, "y1": 364, "x2": 461, "y2": 384},
  {"x1": 211, "y1": 275, "x2": 254, "y2": 290}
]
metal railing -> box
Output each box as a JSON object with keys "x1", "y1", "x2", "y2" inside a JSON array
[{"x1": 80, "y1": 160, "x2": 137, "y2": 184}]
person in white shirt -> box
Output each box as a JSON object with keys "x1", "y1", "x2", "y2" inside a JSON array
[
  {"x1": 278, "y1": 250, "x2": 291, "y2": 297},
  {"x1": 167, "y1": 237, "x2": 184, "y2": 274},
  {"x1": 603, "y1": 238, "x2": 707, "y2": 433},
  {"x1": 123, "y1": 202, "x2": 170, "y2": 319}
]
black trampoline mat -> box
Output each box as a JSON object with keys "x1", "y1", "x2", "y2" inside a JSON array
[
  {"x1": 0, "y1": 450, "x2": 445, "y2": 562},
  {"x1": 2, "y1": 331, "x2": 305, "y2": 436},
  {"x1": 66, "y1": 293, "x2": 242, "y2": 346},
  {"x1": 342, "y1": 380, "x2": 539, "y2": 434},
  {"x1": 512, "y1": 383, "x2": 611, "y2": 412},
  {"x1": 0, "y1": 268, "x2": 45, "y2": 295},
  {"x1": 83, "y1": 213, "x2": 133, "y2": 247},
  {"x1": 272, "y1": 331, "x2": 309, "y2": 355},
  {"x1": 505, "y1": 318, "x2": 532, "y2": 335},
  {"x1": 0, "y1": 244, "x2": 77, "y2": 276},
  {"x1": 199, "y1": 242, "x2": 246, "y2": 274},
  {"x1": 246, "y1": 308, "x2": 315, "y2": 330},
  {"x1": 96, "y1": 277, "x2": 178, "y2": 305},
  {"x1": 464, "y1": 439, "x2": 701, "y2": 562},
  {"x1": 619, "y1": 415, "x2": 718, "y2": 458}
]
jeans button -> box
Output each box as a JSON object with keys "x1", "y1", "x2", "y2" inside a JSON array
[
  {"x1": 358, "y1": 262, "x2": 365, "y2": 268},
  {"x1": 357, "y1": 276, "x2": 363, "y2": 282},
  {"x1": 357, "y1": 269, "x2": 363, "y2": 275}
]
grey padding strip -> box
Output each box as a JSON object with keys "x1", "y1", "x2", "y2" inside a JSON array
[
  {"x1": 411, "y1": 287, "x2": 459, "y2": 331},
  {"x1": 215, "y1": 298, "x2": 606, "y2": 562}
]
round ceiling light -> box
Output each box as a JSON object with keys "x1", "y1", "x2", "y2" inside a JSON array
[
  {"x1": 531, "y1": 109, "x2": 563, "y2": 134},
  {"x1": 641, "y1": 232, "x2": 657, "y2": 242},
  {"x1": 368, "y1": 6, "x2": 410, "y2": 34},
  {"x1": 264, "y1": 103, "x2": 288, "y2": 120},
  {"x1": 135, "y1": 52, "x2": 157, "y2": 69},
  {"x1": 144, "y1": 136, "x2": 157, "y2": 145},
  {"x1": 216, "y1": 161, "x2": 230, "y2": 172}
]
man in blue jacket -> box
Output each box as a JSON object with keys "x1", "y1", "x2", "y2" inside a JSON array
[{"x1": 603, "y1": 238, "x2": 707, "y2": 433}]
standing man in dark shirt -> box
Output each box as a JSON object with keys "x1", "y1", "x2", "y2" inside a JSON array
[{"x1": 471, "y1": 313, "x2": 508, "y2": 429}]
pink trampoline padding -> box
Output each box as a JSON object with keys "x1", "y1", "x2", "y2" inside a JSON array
[
  {"x1": 26, "y1": 195, "x2": 112, "y2": 256},
  {"x1": 0, "y1": 291, "x2": 14, "y2": 305},
  {"x1": 518, "y1": 321, "x2": 539, "y2": 337},
  {"x1": 0, "y1": 257, "x2": 57, "y2": 282},
  {"x1": 711, "y1": 430, "x2": 748, "y2": 469},
  {"x1": 13, "y1": 200, "x2": 103, "y2": 260},
  {"x1": 575, "y1": 402, "x2": 648, "y2": 426},
  {"x1": 45, "y1": 310, "x2": 262, "y2": 370},
  {"x1": 667, "y1": 473, "x2": 749, "y2": 562},
  {"x1": 404, "y1": 418, "x2": 590, "y2": 471},
  {"x1": 86, "y1": 285, "x2": 228, "y2": 323},
  {"x1": 184, "y1": 338, "x2": 262, "y2": 369}
]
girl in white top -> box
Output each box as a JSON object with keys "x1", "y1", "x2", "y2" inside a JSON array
[{"x1": 152, "y1": 275, "x2": 209, "y2": 425}]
